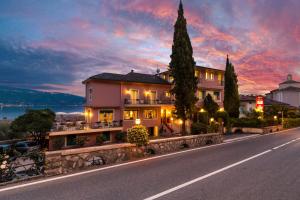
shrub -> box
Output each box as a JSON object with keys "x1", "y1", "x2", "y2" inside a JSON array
[
  {"x1": 52, "y1": 137, "x2": 65, "y2": 150},
  {"x1": 197, "y1": 112, "x2": 209, "y2": 124},
  {"x1": 215, "y1": 111, "x2": 230, "y2": 126},
  {"x1": 76, "y1": 135, "x2": 89, "y2": 147},
  {"x1": 127, "y1": 125, "x2": 149, "y2": 147},
  {"x1": 96, "y1": 134, "x2": 109, "y2": 145},
  {"x1": 207, "y1": 122, "x2": 220, "y2": 133},
  {"x1": 283, "y1": 118, "x2": 300, "y2": 128},
  {"x1": 191, "y1": 123, "x2": 207, "y2": 135},
  {"x1": 115, "y1": 132, "x2": 126, "y2": 143}
]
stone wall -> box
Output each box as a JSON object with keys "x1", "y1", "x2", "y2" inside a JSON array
[
  {"x1": 44, "y1": 133, "x2": 222, "y2": 176},
  {"x1": 232, "y1": 125, "x2": 283, "y2": 135}
]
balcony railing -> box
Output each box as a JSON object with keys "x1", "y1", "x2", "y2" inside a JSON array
[
  {"x1": 124, "y1": 99, "x2": 175, "y2": 105},
  {"x1": 51, "y1": 120, "x2": 123, "y2": 132}
]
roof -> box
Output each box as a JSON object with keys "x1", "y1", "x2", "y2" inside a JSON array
[
  {"x1": 195, "y1": 66, "x2": 225, "y2": 72},
  {"x1": 160, "y1": 66, "x2": 225, "y2": 75},
  {"x1": 279, "y1": 80, "x2": 300, "y2": 85},
  {"x1": 270, "y1": 86, "x2": 300, "y2": 93},
  {"x1": 240, "y1": 95, "x2": 290, "y2": 106},
  {"x1": 83, "y1": 71, "x2": 171, "y2": 85}
]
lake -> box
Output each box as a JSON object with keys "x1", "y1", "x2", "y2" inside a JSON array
[{"x1": 0, "y1": 105, "x2": 84, "y2": 120}]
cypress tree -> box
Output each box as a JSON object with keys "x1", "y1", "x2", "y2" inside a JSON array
[
  {"x1": 224, "y1": 55, "x2": 240, "y2": 118},
  {"x1": 169, "y1": 0, "x2": 198, "y2": 134},
  {"x1": 203, "y1": 94, "x2": 219, "y2": 117}
]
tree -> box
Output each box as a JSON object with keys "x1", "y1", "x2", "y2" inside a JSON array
[
  {"x1": 224, "y1": 55, "x2": 240, "y2": 118},
  {"x1": 203, "y1": 94, "x2": 219, "y2": 117},
  {"x1": 10, "y1": 109, "x2": 55, "y2": 146},
  {"x1": 169, "y1": 0, "x2": 198, "y2": 134}
]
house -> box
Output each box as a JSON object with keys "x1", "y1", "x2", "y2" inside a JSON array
[
  {"x1": 266, "y1": 74, "x2": 300, "y2": 108},
  {"x1": 239, "y1": 94, "x2": 291, "y2": 118},
  {"x1": 47, "y1": 67, "x2": 224, "y2": 150}
]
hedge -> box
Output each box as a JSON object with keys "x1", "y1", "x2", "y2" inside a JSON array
[{"x1": 283, "y1": 118, "x2": 300, "y2": 128}]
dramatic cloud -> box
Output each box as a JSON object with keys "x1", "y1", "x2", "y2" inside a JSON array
[{"x1": 1, "y1": 0, "x2": 300, "y2": 96}]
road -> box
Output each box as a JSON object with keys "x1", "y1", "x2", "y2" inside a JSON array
[{"x1": 0, "y1": 128, "x2": 300, "y2": 200}]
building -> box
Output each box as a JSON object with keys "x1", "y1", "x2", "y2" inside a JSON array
[
  {"x1": 47, "y1": 67, "x2": 224, "y2": 150},
  {"x1": 266, "y1": 74, "x2": 300, "y2": 108},
  {"x1": 239, "y1": 94, "x2": 291, "y2": 118}
]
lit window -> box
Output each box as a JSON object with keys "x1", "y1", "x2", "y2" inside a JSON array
[
  {"x1": 210, "y1": 72, "x2": 214, "y2": 80},
  {"x1": 165, "y1": 91, "x2": 171, "y2": 98},
  {"x1": 144, "y1": 110, "x2": 157, "y2": 119},
  {"x1": 124, "y1": 110, "x2": 138, "y2": 120},
  {"x1": 214, "y1": 91, "x2": 220, "y2": 101},
  {"x1": 99, "y1": 110, "x2": 114, "y2": 123},
  {"x1": 195, "y1": 70, "x2": 199, "y2": 78},
  {"x1": 169, "y1": 76, "x2": 174, "y2": 83},
  {"x1": 205, "y1": 71, "x2": 209, "y2": 80}
]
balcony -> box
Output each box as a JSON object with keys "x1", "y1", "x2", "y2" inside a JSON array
[
  {"x1": 124, "y1": 99, "x2": 174, "y2": 107},
  {"x1": 50, "y1": 120, "x2": 123, "y2": 136}
]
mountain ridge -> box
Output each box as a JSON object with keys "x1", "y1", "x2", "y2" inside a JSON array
[{"x1": 0, "y1": 86, "x2": 85, "y2": 106}]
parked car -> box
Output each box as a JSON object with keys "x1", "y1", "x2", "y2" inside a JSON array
[
  {"x1": 14, "y1": 141, "x2": 40, "y2": 153},
  {"x1": 0, "y1": 144, "x2": 12, "y2": 154}
]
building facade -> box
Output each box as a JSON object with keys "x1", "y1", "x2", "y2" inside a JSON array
[
  {"x1": 266, "y1": 74, "x2": 300, "y2": 108},
  {"x1": 84, "y1": 67, "x2": 224, "y2": 136}
]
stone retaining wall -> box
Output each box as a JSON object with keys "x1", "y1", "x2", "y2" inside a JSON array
[{"x1": 44, "y1": 133, "x2": 222, "y2": 176}]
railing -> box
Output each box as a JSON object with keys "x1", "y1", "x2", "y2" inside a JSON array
[
  {"x1": 52, "y1": 120, "x2": 123, "y2": 132},
  {"x1": 124, "y1": 99, "x2": 175, "y2": 105}
]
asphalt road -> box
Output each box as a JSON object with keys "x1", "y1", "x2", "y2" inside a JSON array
[{"x1": 1, "y1": 128, "x2": 300, "y2": 200}]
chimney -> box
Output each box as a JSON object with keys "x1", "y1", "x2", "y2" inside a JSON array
[
  {"x1": 287, "y1": 74, "x2": 292, "y2": 81},
  {"x1": 131, "y1": 69, "x2": 134, "y2": 73}
]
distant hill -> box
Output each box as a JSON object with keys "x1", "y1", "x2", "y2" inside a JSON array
[{"x1": 0, "y1": 86, "x2": 85, "y2": 106}]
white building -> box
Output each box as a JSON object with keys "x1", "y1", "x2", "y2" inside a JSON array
[{"x1": 266, "y1": 74, "x2": 300, "y2": 108}]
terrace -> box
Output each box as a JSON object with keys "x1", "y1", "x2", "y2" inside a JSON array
[{"x1": 124, "y1": 98, "x2": 174, "y2": 107}]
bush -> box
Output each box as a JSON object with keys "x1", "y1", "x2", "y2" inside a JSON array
[
  {"x1": 127, "y1": 125, "x2": 149, "y2": 147},
  {"x1": 207, "y1": 122, "x2": 220, "y2": 133},
  {"x1": 191, "y1": 123, "x2": 207, "y2": 134},
  {"x1": 283, "y1": 118, "x2": 300, "y2": 128},
  {"x1": 215, "y1": 111, "x2": 229, "y2": 126},
  {"x1": 231, "y1": 118, "x2": 279, "y2": 128},
  {"x1": 52, "y1": 137, "x2": 65, "y2": 150},
  {"x1": 196, "y1": 112, "x2": 209, "y2": 124},
  {"x1": 76, "y1": 135, "x2": 89, "y2": 147},
  {"x1": 96, "y1": 134, "x2": 109, "y2": 145},
  {"x1": 115, "y1": 132, "x2": 126, "y2": 143}
]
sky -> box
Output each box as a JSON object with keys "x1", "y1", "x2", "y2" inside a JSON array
[{"x1": 1, "y1": 0, "x2": 300, "y2": 96}]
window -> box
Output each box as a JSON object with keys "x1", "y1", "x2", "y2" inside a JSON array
[
  {"x1": 210, "y1": 72, "x2": 214, "y2": 80},
  {"x1": 144, "y1": 110, "x2": 157, "y2": 119},
  {"x1": 165, "y1": 91, "x2": 171, "y2": 98},
  {"x1": 99, "y1": 110, "x2": 114, "y2": 123},
  {"x1": 218, "y1": 73, "x2": 223, "y2": 84},
  {"x1": 214, "y1": 91, "x2": 220, "y2": 101},
  {"x1": 124, "y1": 110, "x2": 138, "y2": 120},
  {"x1": 169, "y1": 76, "x2": 174, "y2": 83},
  {"x1": 198, "y1": 90, "x2": 205, "y2": 100},
  {"x1": 205, "y1": 71, "x2": 209, "y2": 80},
  {"x1": 195, "y1": 70, "x2": 199, "y2": 78},
  {"x1": 89, "y1": 88, "x2": 93, "y2": 101},
  {"x1": 66, "y1": 135, "x2": 76, "y2": 146}
]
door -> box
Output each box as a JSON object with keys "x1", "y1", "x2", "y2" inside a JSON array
[
  {"x1": 130, "y1": 89, "x2": 138, "y2": 104},
  {"x1": 149, "y1": 91, "x2": 157, "y2": 104}
]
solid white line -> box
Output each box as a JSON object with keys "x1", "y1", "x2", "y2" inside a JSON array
[
  {"x1": 144, "y1": 150, "x2": 272, "y2": 200},
  {"x1": 0, "y1": 131, "x2": 299, "y2": 193},
  {"x1": 224, "y1": 134, "x2": 260, "y2": 143},
  {"x1": 144, "y1": 137, "x2": 300, "y2": 200},
  {"x1": 0, "y1": 137, "x2": 250, "y2": 192}
]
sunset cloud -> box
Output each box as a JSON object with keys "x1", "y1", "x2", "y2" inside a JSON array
[{"x1": 0, "y1": 0, "x2": 300, "y2": 96}]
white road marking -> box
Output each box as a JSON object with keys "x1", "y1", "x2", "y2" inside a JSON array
[
  {"x1": 144, "y1": 137, "x2": 300, "y2": 200},
  {"x1": 144, "y1": 150, "x2": 272, "y2": 200},
  {"x1": 0, "y1": 129, "x2": 299, "y2": 193}
]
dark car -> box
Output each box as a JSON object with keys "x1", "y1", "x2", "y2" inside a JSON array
[
  {"x1": 14, "y1": 141, "x2": 40, "y2": 153},
  {"x1": 0, "y1": 144, "x2": 12, "y2": 154}
]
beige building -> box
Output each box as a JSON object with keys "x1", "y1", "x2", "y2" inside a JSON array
[{"x1": 266, "y1": 74, "x2": 300, "y2": 108}]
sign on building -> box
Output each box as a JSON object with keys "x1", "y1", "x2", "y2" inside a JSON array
[{"x1": 256, "y1": 96, "x2": 264, "y2": 112}]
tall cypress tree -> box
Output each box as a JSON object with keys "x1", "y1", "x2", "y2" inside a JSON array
[
  {"x1": 169, "y1": 0, "x2": 198, "y2": 134},
  {"x1": 224, "y1": 55, "x2": 240, "y2": 118}
]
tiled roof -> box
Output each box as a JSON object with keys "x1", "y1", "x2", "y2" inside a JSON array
[
  {"x1": 195, "y1": 66, "x2": 225, "y2": 72},
  {"x1": 83, "y1": 71, "x2": 171, "y2": 85},
  {"x1": 270, "y1": 86, "x2": 300, "y2": 93}
]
